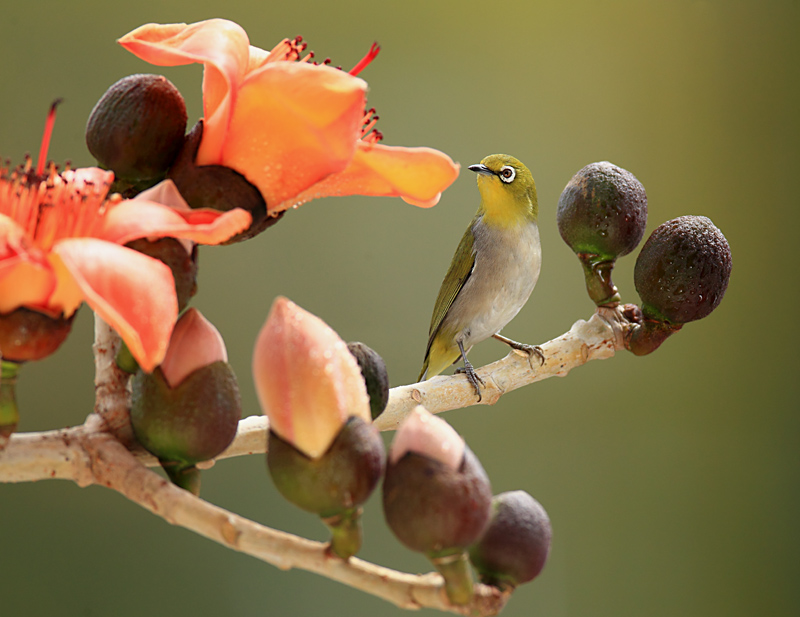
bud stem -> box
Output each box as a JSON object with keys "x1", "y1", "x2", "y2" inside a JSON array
[
  {"x1": 430, "y1": 550, "x2": 474, "y2": 606},
  {"x1": 322, "y1": 507, "x2": 363, "y2": 560},
  {"x1": 161, "y1": 461, "x2": 202, "y2": 496},
  {"x1": 0, "y1": 361, "x2": 21, "y2": 449},
  {"x1": 626, "y1": 319, "x2": 683, "y2": 356},
  {"x1": 579, "y1": 254, "x2": 621, "y2": 307}
]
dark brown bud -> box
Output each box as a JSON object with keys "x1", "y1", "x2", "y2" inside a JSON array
[
  {"x1": 0, "y1": 307, "x2": 75, "y2": 363},
  {"x1": 383, "y1": 445, "x2": 492, "y2": 556},
  {"x1": 469, "y1": 491, "x2": 552, "y2": 589},
  {"x1": 634, "y1": 215, "x2": 732, "y2": 324},
  {"x1": 346, "y1": 342, "x2": 389, "y2": 420},
  {"x1": 557, "y1": 162, "x2": 648, "y2": 306},
  {"x1": 86, "y1": 74, "x2": 187, "y2": 181}
]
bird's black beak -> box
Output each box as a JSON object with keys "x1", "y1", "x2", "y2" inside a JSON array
[{"x1": 468, "y1": 163, "x2": 495, "y2": 176}]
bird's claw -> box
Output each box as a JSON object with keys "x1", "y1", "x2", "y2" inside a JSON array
[
  {"x1": 516, "y1": 343, "x2": 545, "y2": 369},
  {"x1": 492, "y1": 334, "x2": 545, "y2": 369},
  {"x1": 455, "y1": 361, "x2": 485, "y2": 401}
]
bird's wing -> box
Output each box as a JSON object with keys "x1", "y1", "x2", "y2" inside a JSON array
[{"x1": 423, "y1": 219, "x2": 477, "y2": 355}]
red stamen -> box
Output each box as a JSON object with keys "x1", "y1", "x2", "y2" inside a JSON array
[
  {"x1": 349, "y1": 42, "x2": 380, "y2": 76},
  {"x1": 36, "y1": 99, "x2": 62, "y2": 176}
]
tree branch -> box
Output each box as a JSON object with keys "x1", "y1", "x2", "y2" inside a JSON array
[{"x1": 0, "y1": 307, "x2": 632, "y2": 614}]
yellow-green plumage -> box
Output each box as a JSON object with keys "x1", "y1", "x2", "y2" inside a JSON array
[{"x1": 419, "y1": 154, "x2": 542, "y2": 395}]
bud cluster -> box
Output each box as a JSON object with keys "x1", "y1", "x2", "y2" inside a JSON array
[
  {"x1": 249, "y1": 298, "x2": 551, "y2": 603},
  {"x1": 558, "y1": 162, "x2": 732, "y2": 353}
]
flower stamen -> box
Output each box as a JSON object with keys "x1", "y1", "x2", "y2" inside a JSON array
[
  {"x1": 36, "y1": 99, "x2": 62, "y2": 176},
  {"x1": 349, "y1": 42, "x2": 380, "y2": 76},
  {"x1": 360, "y1": 108, "x2": 383, "y2": 144}
]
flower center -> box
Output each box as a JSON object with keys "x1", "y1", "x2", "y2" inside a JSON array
[
  {"x1": 0, "y1": 100, "x2": 115, "y2": 252},
  {"x1": 0, "y1": 158, "x2": 115, "y2": 252}
]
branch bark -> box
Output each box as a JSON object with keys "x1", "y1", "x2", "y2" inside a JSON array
[{"x1": 0, "y1": 307, "x2": 633, "y2": 614}]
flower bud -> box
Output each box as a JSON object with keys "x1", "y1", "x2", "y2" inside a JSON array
[
  {"x1": 557, "y1": 162, "x2": 647, "y2": 306},
  {"x1": 86, "y1": 74, "x2": 187, "y2": 181},
  {"x1": 130, "y1": 309, "x2": 240, "y2": 494},
  {"x1": 628, "y1": 216, "x2": 732, "y2": 355},
  {"x1": 346, "y1": 342, "x2": 389, "y2": 420},
  {"x1": 0, "y1": 307, "x2": 75, "y2": 363},
  {"x1": 168, "y1": 121, "x2": 278, "y2": 242},
  {"x1": 469, "y1": 491, "x2": 552, "y2": 589},
  {"x1": 253, "y1": 297, "x2": 378, "y2": 558},
  {"x1": 253, "y1": 297, "x2": 371, "y2": 460},
  {"x1": 383, "y1": 406, "x2": 492, "y2": 605}
]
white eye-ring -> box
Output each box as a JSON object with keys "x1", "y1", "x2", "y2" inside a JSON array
[{"x1": 499, "y1": 166, "x2": 516, "y2": 183}]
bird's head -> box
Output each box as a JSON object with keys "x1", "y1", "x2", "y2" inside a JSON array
[{"x1": 469, "y1": 154, "x2": 538, "y2": 225}]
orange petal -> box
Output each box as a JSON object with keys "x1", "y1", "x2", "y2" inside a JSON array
[
  {"x1": 275, "y1": 142, "x2": 460, "y2": 212},
  {"x1": 252, "y1": 297, "x2": 370, "y2": 459},
  {"x1": 51, "y1": 239, "x2": 178, "y2": 372},
  {"x1": 222, "y1": 62, "x2": 367, "y2": 211},
  {"x1": 0, "y1": 258, "x2": 56, "y2": 314},
  {"x1": 0, "y1": 216, "x2": 57, "y2": 313},
  {"x1": 101, "y1": 199, "x2": 252, "y2": 246},
  {"x1": 119, "y1": 19, "x2": 251, "y2": 164}
]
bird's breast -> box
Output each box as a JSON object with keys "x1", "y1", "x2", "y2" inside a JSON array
[{"x1": 443, "y1": 218, "x2": 541, "y2": 347}]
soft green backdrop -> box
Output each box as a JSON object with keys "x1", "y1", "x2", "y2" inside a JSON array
[{"x1": 1, "y1": 1, "x2": 797, "y2": 616}]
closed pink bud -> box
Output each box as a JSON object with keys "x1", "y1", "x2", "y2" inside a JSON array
[
  {"x1": 253, "y1": 297, "x2": 370, "y2": 459},
  {"x1": 389, "y1": 406, "x2": 464, "y2": 471},
  {"x1": 160, "y1": 308, "x2": 227, "y2": 388}
]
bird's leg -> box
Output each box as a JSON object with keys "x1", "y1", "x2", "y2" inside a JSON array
[
  {"x1": 454, "y1": 340, "x2": 484, "y2": 401},
  {"x1": 493, "y1": 333, "x2": 545, "y2": 369}
]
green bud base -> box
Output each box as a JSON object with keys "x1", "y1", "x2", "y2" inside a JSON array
[
  {"x1": 0, "y1": 361, "x2": 21, "y2": 449},
  {"x1": 161, "y1": 460, "x2": 202, "y2": 495},
  {"x1": 429, "y1": 550, "x2": 474, "y2": 606},
  {"x1": 115, "y1": 341, "x2": 139, "y2": 374},
  {"x1": 321, "y1": 507, "x2": 363, "y2": 560},
  {"x1": 578, "y1": 254, "x2": 621, "y2": 307}
]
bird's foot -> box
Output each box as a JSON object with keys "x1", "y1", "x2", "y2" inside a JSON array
[
  {"x1": 454, "y1": 360, "x2": 485, "y2": 401},
  {"x1": 492, "y1": 334, "x2": 545, "y2": 369}
]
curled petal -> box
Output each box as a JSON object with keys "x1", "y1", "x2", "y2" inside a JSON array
[
  {"x1": 223, "y1": 62, "x2": 367, "y2": 210},
  {"x1": 101, "y1": 199, "x2": 251, "y2": 246},
  {"x1": 51, "y1": 239, "x2": 177, "y2": 372},
  {"x1": 119, "y1": 19, "x2": 251, "y2": 164},
  {"x1": 276, "y1": 142, "x2": 460, "y2": 212}
]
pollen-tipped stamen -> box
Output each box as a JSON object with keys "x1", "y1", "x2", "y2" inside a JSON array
[{"x1": 360, "y1": 108, "x2": 384, "y2": 144}]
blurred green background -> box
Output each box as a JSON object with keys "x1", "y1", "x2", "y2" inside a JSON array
[{"x1": 1, "y1": 1, "x2": 798, "y2": 616}]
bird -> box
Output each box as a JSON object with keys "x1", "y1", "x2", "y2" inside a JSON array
[{"x1": 418, "y1": 153, "x2": 544, "y2": 400}]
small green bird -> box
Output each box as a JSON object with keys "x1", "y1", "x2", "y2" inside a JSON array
[{"x1": 418, "y1": 154, "x2": 543, "y2": 399}]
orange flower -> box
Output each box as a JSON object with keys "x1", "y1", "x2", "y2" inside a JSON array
[
  {"x1": 0, "y1": 118, "x2": 251, "y2": 370},
  {"x1": 119, "y1": 19, "x2": 460, "y2": 214}
]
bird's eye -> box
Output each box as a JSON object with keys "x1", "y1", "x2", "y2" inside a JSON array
[{"x1": 499, "y1": 166, "x2": 516, "y2": 183}]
